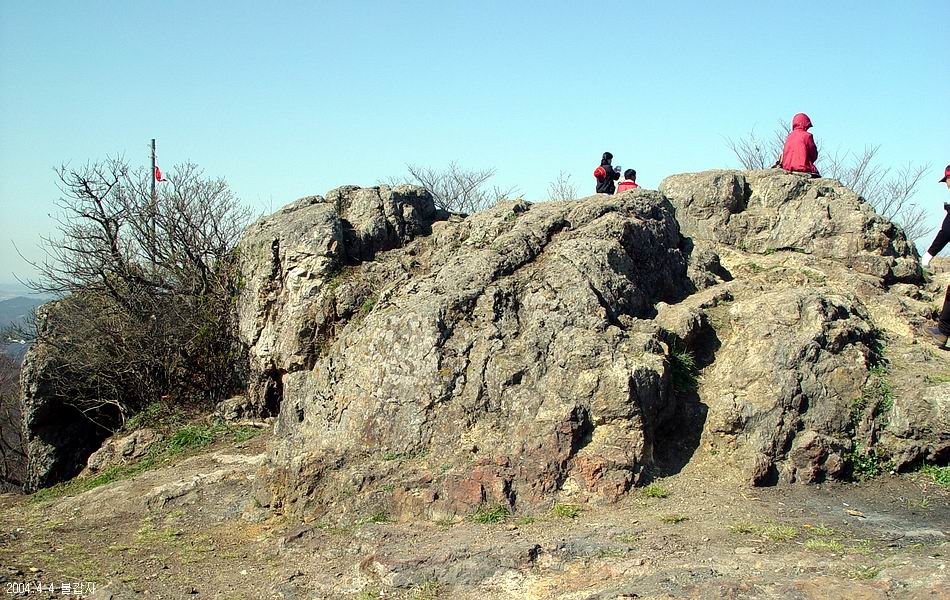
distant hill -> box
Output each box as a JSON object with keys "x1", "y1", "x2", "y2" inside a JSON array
[
  {"x1": 0, "y1": 296, "x2": 43, "y2": 331},
  {"x1": 1, "y1": 295, "x2": 45, "y2": 363}
]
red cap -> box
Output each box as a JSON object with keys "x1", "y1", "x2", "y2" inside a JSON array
[{"x1": 940, "y1": 165, "x2": 950, "y2": 183}]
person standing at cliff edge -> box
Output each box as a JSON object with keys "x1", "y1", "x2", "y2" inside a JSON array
[
  {"x1": 781, "y1": 113, "x2": 820, "y2": 177},
  {"x1": 594, "y1": 152, "x2": 621, "y2": 194},
  {"x1": 921, "y1": 164, "x2": 950, "y2": 350}
]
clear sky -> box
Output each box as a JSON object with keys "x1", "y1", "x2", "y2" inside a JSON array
[{"x1": 1, "y1": 1, "x2": 948, "y2": 284}]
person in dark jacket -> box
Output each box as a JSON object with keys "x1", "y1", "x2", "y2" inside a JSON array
[
  {"x1": 594, "y1": 152, "x2": 621, "y2": 194},
  {"x1": 781, "y1": 113, "x2": 820, "y2": 176},
  {"x1": 616, "y1": 169, "x2": 639, "y2": 193},
  {"x1": 921, "y1": 164, "x2": 950, "y2": 349}
]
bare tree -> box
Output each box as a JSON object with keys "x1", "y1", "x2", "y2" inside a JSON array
[
  {"x1": 22, "y1": 158, "x2": 251, "y2": 426},
  {"x1": 547, "y1": 171, "x2": 577, "y2": 202},
  {"x1": 823, "y1": 147, "x2": 930, "y2": 240},
  {"x1": 0, "y1": 352, "x2": 25, "y2": 490},
  {"x1": 726, "y1": 121, "x2": 789, "y2": 170},
  {"x1": 727, "y1": 125, "x2": 931, "y2": 240},
  {"x1": 394, "y1": 162, "x2": 518, "y2": 214}
]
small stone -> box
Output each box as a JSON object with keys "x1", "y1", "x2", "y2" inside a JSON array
[{"x1": 734, "y1": 546, "x2": 758, "y2": 555}]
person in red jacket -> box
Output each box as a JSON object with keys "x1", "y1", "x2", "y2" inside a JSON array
[
  {"x1": 781, "y1": 113, "x2": 820, "y2": 176},
  {"x1": 616, "y1": 169, "x2": 640, "y2": 193}
]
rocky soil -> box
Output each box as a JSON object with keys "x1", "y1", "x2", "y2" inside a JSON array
[{"x1": 0, "y1": 429, "x2": 947, "y2": 599}]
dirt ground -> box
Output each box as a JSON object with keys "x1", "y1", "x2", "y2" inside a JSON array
[{"x1": 0, "y1": 430, "x2": 947, "y2": 600}]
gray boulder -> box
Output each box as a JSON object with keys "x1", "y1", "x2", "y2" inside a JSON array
[
  {"x1": 659, "y1": 169, "x2": 921, "y2": 283},
  {"x1": 244, "y1": 190, "x2": 697, "y2": 518},
  {"x1": 236, "y1": 184, "x2": 443, "y2": 417},
  {"x1": 81, "y1": 428, "x2": 161, "y2": 476}
]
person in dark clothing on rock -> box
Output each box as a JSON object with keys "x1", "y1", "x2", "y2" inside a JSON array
[
  {"x1": 921, "y1": 164, "x2": 950, "y2": 349},
  {"x1": 616, "y1": 169, "x2": 640, "y2": 193},
  {"x1": 781, "y1": 113, "x2": 820, "y2": 177},
  {"x1": 594, "y1": 152, "x2": 621, "y2": 194}
]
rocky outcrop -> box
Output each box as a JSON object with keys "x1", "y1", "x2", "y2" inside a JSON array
[
  {"x1": 231, "y1": 170, "x2": 950, "y2": 520},
  {"x1": 236, "y1": 185, "x2": 444, "y2": 418},
  {"x1": 20, "y1": 169, "x2": 947, "y2": 507},
  {"x1": 81, "y1": 428, "x2": 161, "y2": 477},
  {"x1": 242, "y1": 188, "x2": 701, "y2": 519},
  {"x1": 659, "y1": 169, "x2": 920, "y2": 283},
  {"x1": 19, "y1": 303, "x2": 115, "y2": 492},
  {"x1": 657, "y1": 169, "x2": 945, "y2": 483}
]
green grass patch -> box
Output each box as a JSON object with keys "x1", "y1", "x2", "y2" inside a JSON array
[
  {"x1": 471, "y1": 504, "x2": 509, "y2": 524},
  {"x1": 805, "y1": 538, "x2": 844, "y2": 552},
  {"x1": 762, "y1": 524, "x2": 798, "y2": 541},
  {"x1": 669, "y1": 346, "x2": 697, "y2": 393},
  {"x1": 551, "y1": 503, "x2": 581, "y2": 519},
  {"x1": 167, "y1": 422, "x2": 227, "y2": 454},
  {"x1": 920, "y1": 464, "x2": 950, "y2": 487},
  {"x1": 641, "y1": 484, "x2": 669, "y2": 498},
  {"x1": 660, "y1": 514, "x2": 688, "y2": 524},
  {"x1": 848, "y1": 445, "x2": 892, "y2": 481},
  {"x1": 359, "y1": 293, "x2": 378, "y2": 315},
  {"x1": 807, "y1": 524, "x2": 836, "y2": 537},
  {"x1": 729, "y1": 522, "x2": 797, "y2": 541},
  {"x1": 357, "y1": 511, "x2": 390, "y2": 525},
  {"x1": 409, "y1": 581, "x2": 441, "y2": 600},
  {"x1": 29, "y1": 420, "x2": 258, "y2": 504},
  {"x1": 381, "y1": 449, "x2": 426, "y2": 461},
  {"x1": 851, "y1": 565, "x2": 881, "y2": 580},
  {"x1": 729, "y1": 522, "x2": 758, "y2": 535},
  {"x1": 325, "y1": 265, "x2": 356, "y2": 294},
  {"x1": 924, "y1": 372, "x2": 950, "y2": 385},
  {"x1": 123, "y1": 401, "x2": 169, "y2": 431}
]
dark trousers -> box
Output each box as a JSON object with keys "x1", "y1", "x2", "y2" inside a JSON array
[{"x1": 941, "y1": 285, "x2": 950, "y2": 336}]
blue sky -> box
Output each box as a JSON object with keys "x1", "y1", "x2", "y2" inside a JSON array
[{"x1": 1, "y1": 1, "x2": 948, "y2": 284}]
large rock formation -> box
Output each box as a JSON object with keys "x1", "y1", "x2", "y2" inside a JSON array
[
  {"x1": 239, "y1": 187, "x2": 702, "y2": 519},
  {"x1": 236, "y1": 185, "x2": 444, "y2": 418},
  {"x1": 236, "y1": 170, "x2": 947, "y2": 521},
  {"x1": 658, "y1": 169, "x2": 945, "y2": 484}
]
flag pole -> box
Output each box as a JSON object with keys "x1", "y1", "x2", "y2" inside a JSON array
[{"x1": 150, "y1": 138, "x2": 157, "y2": 270}]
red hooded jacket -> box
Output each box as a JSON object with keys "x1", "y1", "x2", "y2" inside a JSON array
[{"x1": 781, "y1": 113, "x2": 818, "y2": 174}]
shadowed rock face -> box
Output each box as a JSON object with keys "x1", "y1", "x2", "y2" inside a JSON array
[
  {"x1": 239, "y1": 188, "x2": 699, "y2": 518},
  {"x1": 20, "y1": 303, "x2": 116, "y2": 492}
]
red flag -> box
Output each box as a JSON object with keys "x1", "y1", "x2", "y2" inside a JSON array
[{"x1": 154, "y1": 166, "x2": 163, "y2": 182}]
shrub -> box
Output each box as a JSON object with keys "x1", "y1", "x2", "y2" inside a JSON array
[{"x1": 24, "y1": 158, "x2": 251, "y2": 427}]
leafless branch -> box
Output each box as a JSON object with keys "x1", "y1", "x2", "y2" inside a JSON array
[
  {"x1": 398, "y1": 162, "x2": 517, "y2": 214},
  {"x1": 547, "y1": 171, "x2": 577, "y2": 202}
]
